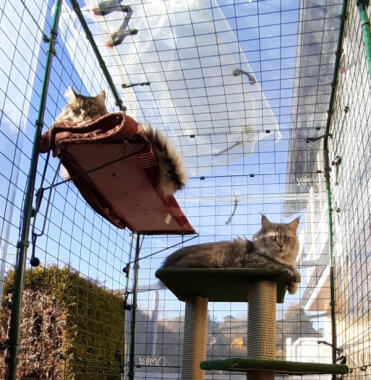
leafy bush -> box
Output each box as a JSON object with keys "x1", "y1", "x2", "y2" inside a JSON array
[{"x1": 0, "y1": 266, "x2": 125, "y2": 379}]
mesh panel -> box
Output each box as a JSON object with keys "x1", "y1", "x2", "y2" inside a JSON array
[
  {"x1": 0, "y1": 0, "x2": 370, "y2": 379},
  {"x1": 330, "y1": 1, "x2": 371, "y2": 378}
]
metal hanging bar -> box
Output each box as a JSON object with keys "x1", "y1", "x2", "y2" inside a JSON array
[
  {"x1": 41, "y1": 146, "x2": 146, "y2": 192},
  {"x1": 29, "y1": 160, "x2": 61, "y2": 267},
  {"x1": 6, "y1": 1, "x2": 63, "y2": 378},
  {"x1": 69, "y1": 0, "x2": 126, "y2": 111},
  {"x1": 128, "y1": 233, "x2": 142, "y2": 380},
  {"x1": 105, "y1": 5, "x2": 138, "y2": 47}
]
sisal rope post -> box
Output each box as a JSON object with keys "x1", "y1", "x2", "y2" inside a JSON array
[
  {"x1": 181, "y1": 296, "x2": 208, "y2": 380},
  {"x1": 246, "y1": 280, "x2": 277, "y2": 380}
]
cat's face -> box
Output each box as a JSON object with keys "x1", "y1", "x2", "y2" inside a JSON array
[
  {"x1": 55, "y1": 86, "x2": 107, "y2": 123},
  {"x1": 253, "y1": 215, "x2": 300, "y2": 265}
]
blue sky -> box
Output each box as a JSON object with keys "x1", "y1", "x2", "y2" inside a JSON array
[{"x1": 0, "y1": 0, "x2": 307, "y2": 318}]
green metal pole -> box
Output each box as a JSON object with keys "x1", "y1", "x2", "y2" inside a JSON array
[
  {"x1": 6, "y1": 1, "x2": 63, "y2": 379},
  {"x1": 128, "y1": 234, "x2": 141, "y2": 380},
  {"x1": 357, "y1": 0, "x2": 371, "y2": 80},
  {"x1": 69, "y1": 0, "x2": 126, "y2": 111},
  {"x1": 323, "y1": 0, "x2": 348, "y2": 375},
  {"x1": 323, "y1": 144, "x2": 338, "y2": 373}
]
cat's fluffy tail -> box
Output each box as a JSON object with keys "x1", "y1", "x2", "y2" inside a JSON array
[{"x1": 142, "y1": 125, "x2": 187, "y2": 197}]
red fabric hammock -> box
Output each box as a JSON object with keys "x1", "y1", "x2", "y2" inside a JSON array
[{"x1": 39, "y1": 112, "x2": 195, "y2": 235}]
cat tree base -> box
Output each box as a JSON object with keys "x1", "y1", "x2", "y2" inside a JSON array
[
  {"x1": 156, "y1": 269, "x2": 348, "y2": 379},
  {"x1": 200, "y1": 357, "x2": 349, "y2": 376},
  {"x1": 155, "y1": 268, "x2": 293, "y2": 380}
]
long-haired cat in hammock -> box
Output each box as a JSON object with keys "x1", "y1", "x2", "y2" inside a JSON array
[
  {"x1": 55, "y1": 86, "x2": 187, "y2": 196},
  {"x1": 161, "y1": 215, "x2": 301, "y2": 294}
]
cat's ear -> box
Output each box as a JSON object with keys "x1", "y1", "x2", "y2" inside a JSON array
[
  {"x1": 95, "y1": 90, "x2": 106, "y2": 106},
  {"x1": 261, "y1": 214, "x2": 273, "y2": 229},
  {"x1": 65, "y1": 86, "x2": 77, "y2": 103},
  {"x1": 288, "y1": 217, "x2": 300, "y2": 232}
]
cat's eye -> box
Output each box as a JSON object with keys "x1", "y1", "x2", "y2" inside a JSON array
[{"x1": 72, "y1": 107, "x2": 81, "y2": 115}]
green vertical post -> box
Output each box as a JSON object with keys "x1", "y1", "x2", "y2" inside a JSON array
[
  {"x1": 357, "y1": 0, "x2": 371, "y2": 80},
  {"x1": 6, "y1": 1, "x2": 63, "y2": 379},
  {"x1": 128, "y1": 233, "x2": 141, "y2": 380},
  {"x1": 323, "y1": 144, "x2": 338, "y2": 373},
  {"x1": 323, "y1": 1, "x2": 348, "y2": 377}
]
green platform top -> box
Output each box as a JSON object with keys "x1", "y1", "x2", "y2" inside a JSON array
[
  {"x1": 200, "y1": 358, "x2": 349, "y2": 375},
  {"x1": 155, "y1": 268, "x2": 292, "y2": 303}
]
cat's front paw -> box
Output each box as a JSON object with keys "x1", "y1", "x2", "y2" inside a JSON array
[
  {"x1": 292, "y1": 271, "x2": 301, "y2": 283},
  {"x1": 288, "y1": 281, "x2": 298, "y2": 294},
  {"x1": 288, "y1": 270, "x2": 300, "y2": 295}
]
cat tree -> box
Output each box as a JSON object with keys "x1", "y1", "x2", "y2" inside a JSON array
[{"x1": 155, "y1": 268, "x2": 348, "y2": 379}]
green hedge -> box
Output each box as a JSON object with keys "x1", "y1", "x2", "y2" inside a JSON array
[{"x1": 0, "y1": 266, "x2": 125, "y2": 379}]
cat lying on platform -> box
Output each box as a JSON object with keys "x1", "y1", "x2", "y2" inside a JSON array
[
  {"x1": 54, "y1": 86, "x2": 187, "y2": 197},
  {"x1": 161, "y1": 215, "x2": 301, "y2": 294}
]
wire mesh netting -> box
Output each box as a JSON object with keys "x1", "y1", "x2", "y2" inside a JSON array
[
  {"x1": 0, "y1": 0, "x2": 370, "y2": 379},
  {"x1": 0, "y1": 0, "x2": 132, "y2": 377},
  {"x1": 329, "y1": 1, "x2": 371, "y2": 377}
]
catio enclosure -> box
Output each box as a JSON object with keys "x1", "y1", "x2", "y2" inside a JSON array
[{"x1": 0, "y1": 0, "x2": 370, "y2": 379}]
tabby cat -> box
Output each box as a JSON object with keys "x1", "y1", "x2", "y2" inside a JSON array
[
  {"x1": 161, "y1": 215, "x2": 301, "y2": 294},
  {"x1": 54, "y1": 86, "x2": 187, "y2": 196},
  {"x1": 55, "y1": 86, "x2": 107, "y2": 123}
]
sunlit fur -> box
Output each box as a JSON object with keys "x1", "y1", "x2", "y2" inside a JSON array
[
  {"x1": 54, "y1": 87, "x2": 187, "y2": 196},
  {"x1": 54, "y1": 87, "x2": 108, "y2": 180},
  {"x1": 253, "y1": 215, "x2": 299, "y2": 268},
  {"x1": 141, "y1": 125, "x2": 187, "y2": 197},
  {"x1": 55, "y1": 86, "x2": 107, "y2": 123},
  {"x1": 161, "y1": 215, "x2": 301, "y2": 294}
]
